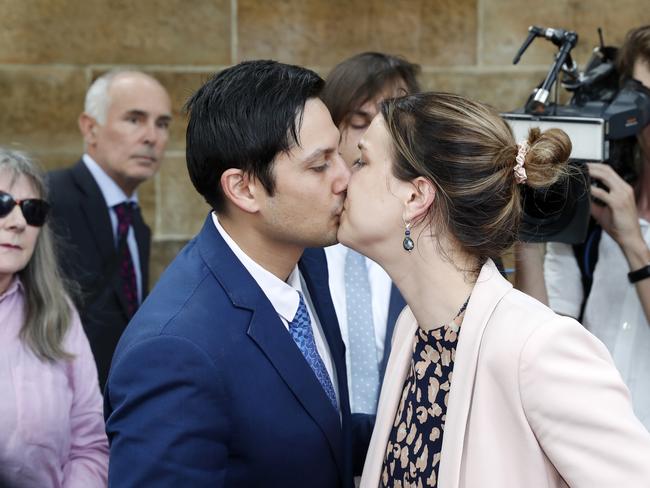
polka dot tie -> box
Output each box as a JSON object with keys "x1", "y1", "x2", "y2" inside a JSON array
[
  {"x1": 289, "y1": 292, "x2": 338, "y2": 411},
  {"x1": 113, "y1": 202, "x2": 138, "y2": 318},
  {"x1": 345, "y1": 249, "x2": 380, "y2": 414}
]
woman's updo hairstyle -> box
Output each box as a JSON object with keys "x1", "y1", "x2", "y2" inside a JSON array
[{"x1": 380, "y1": 92, "x2": 571, "y2": 264}]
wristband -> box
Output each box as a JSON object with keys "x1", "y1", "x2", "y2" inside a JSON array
[{"x1": 627, "y1": 264, "x2": 650, "y2": 283}]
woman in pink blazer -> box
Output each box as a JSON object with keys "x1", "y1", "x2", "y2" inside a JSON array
[{"x1": 337, "y1": 92, "x2": 650, "y2": 487}]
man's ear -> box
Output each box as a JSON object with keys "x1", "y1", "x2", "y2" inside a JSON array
[
  {"x1": 403, "y1": 176, "x2": 436, "y2": 225},
  {"x1": 220, "y1": 169, "x2": 261, "y2": 214},
  {"x1": 78, "y1": 113, "x2": 99, "y2": 145}
]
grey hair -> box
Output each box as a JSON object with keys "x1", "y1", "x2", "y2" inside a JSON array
[
  {"x1": 84, "y1": 69, "x2": 150, "y2": 124},
  {"x1": 84, "y1": 70, "x2": 122, "y2": 124},
  {"x1": 0, "y1": 148, "x2": 75, "y2": 361}
]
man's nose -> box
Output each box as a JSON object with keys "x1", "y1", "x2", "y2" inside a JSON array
[
  {"x1": 333, "y1": 153, "x2": 351, "y2": 194},
  {"x1": 142, "y1": 121, "x2": 158, "y2": 146}
]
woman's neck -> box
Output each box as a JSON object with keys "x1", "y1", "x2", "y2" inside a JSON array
[
  {"x1": 380, "y1": 237, "x2": 477, "y2": 331},
  {"x1": 0, "y1": 273, "x2": 14, "y2": 297}
]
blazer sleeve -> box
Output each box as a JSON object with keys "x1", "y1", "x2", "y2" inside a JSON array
[
  {"x1": 105, "y1": 335, "x2": 230, "y2": 487},
  {"x1": 518, "y1": 317, "x2": 650, "y2": 487},
  {"x1": 61, "y1": 307, "x2": 109, "y2": 488}
]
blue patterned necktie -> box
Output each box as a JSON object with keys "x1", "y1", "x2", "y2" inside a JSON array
[
  {"x1": 289, "y1": 292, "x2": 338, "y2": 411},
  {"x1": 345, "y1": 248, "x2": 380, "y2": 414}
]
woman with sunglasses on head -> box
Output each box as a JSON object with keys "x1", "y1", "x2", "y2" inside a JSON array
[
  {"x1": 0, "y1": 149, "x2": 108, "y2": 487},
  {"x1": 336, "y1": 93, "x2": 650, "y2": 488}
]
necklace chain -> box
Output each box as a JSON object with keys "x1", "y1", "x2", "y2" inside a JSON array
[{"x1": 427, "y1": 295, "x2": 470, "y2": 332}]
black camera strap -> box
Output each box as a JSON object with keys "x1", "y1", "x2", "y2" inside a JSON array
[{"x1": 572, "y1": 218, "x2": 602, "y2": 321}]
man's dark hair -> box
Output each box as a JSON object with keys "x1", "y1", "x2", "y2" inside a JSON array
[
  {"x1": 321, "y1": 52, "x2": 420, "y2": 127},
  {"x1": 185, "y1": 60, "x2": 324, "y2": 212}
]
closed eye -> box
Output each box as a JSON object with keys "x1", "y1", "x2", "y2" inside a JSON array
[
  {"x1": 352, "y1": 158, "x2": 366, "y2": 169},
  {"x1": 311, "y1": 163, "x2": 329, "y2": 173}
]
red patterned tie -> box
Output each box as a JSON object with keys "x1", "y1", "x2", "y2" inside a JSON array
[{"x1": 113, "y1": 202, "x2": 138, "y2": 318}]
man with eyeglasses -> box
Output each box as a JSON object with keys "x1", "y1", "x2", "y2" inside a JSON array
[{"x1": 48, "y1": 70, "x2": 172, "y2": 390}]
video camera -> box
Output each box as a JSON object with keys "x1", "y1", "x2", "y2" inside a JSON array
[{"x1": 502, "y1": 26, "x2": 650, "y2": 243}]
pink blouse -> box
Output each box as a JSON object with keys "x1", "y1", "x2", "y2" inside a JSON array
[{"x1": 0, "y1": 278, "x2": 108, "y2": 487}]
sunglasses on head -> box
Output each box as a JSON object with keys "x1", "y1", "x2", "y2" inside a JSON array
[{"x1": 0, "y1": 190, "x2": 50, "y2": 227}]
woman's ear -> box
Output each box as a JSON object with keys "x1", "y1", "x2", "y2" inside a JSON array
[
  {"x1": 220, "y1": 169, "x2": 260, "y2": 214},
  {"x1": 403, "y1": 176, "x2": 436, "y2": 224}
]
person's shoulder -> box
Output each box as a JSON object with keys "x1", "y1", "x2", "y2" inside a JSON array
[
  {"x1": 491, "y1": 288, "x2": 606, "y2": 358},
  {"x1": 47, "y1": 160, "x2": 85, "y2": 202},
  {"x1": 481, "y1": 288, "x2": 570, "y2": 350},
  {"x1": 47, "y1": 160, "x2": 79, "y2": 183},
  {"x1": 122, "y1": 240, "x2": 240, "y2": 343},
  {"x1": 498, "y1": 287, "x2": 558, "y2": 322}
]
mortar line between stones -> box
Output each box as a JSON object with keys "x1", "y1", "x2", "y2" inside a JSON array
[
  {"x1": 477, "y1": 0, "x2": 484, "y2": 67},
  {"x1": 0, "y1": 64, "x2": 233, "y2": 72},
  {"x1": 0, "y1": 63, "x2": 553, "y2": 74},
  {"x1": 154, "y1": 171, "x2": 162, "y2": 239},
  {"x1": 154, "y1": 233, "x2": 195, "y2": 242},
  {"x1": 231, "y1": 0, "x2": 239, "y2": 64}
]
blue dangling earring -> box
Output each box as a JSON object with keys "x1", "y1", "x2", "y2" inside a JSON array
[{"x1": 403, "y1": 222, "x2": 414, "y2": 252}]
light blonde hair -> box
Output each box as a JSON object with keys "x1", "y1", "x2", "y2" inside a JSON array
[{"x1": 0, "y1": 149, "x2": 74, "y2": 361}]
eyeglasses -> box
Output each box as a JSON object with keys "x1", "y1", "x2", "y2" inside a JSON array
[{"x1": 0, "y1": 191, "x2": 50, "y2": 227}]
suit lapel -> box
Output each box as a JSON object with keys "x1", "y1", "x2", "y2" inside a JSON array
[
  {"x1": 70, "y1": 161, "x2": 115, "y2": 264},
  {"x1": 197, "y1": 220, "x2": 345, "y2": 478},
  {"x1": 380, "y1": 284, "x2": 406, "y2": 380},
  {"x1": 70, "y1": 160, "x2": 141, "y2": 318},
  {"x1": 438, "y1": 260, "x2": 512, "y2": 488},
  {"x1": 132, "y1": 206, "x2": 151, "y2": 296}
]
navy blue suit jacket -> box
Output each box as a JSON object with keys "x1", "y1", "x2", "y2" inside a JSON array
[{"x1": 104, "y1": 216, "x2": 354, "y2": 487}]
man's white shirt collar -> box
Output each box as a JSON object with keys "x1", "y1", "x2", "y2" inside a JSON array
[
  {"x1": 83, "y1": 154, "x2": 138, "y2": 208},
  {"x1": 211, "y1": 212, "x2": 301, "y2": 323}
]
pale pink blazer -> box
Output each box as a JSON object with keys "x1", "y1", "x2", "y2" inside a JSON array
[{"x1": 361, "y1": 260, "x2": 650, "y2": 488}]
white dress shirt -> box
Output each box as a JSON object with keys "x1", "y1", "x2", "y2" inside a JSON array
[
  {"x1": 545, "y1": 219, "x2": 650, "y2": 430},
  {"x1": 212, "y1": 213, "x2": 339, "y2": 408},
  {"x1": 324, "y1": 244, "x2": 392, "y2": 408},
  {"x1": 83, "y1": 154, "x2": 143, "y2": 303}
]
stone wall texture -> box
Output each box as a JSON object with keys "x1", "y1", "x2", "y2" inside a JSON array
[{"x1": 1, "y1": 0, "x2": 649, "y2": 284}]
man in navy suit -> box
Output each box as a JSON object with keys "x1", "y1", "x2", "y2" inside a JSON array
[{"x1": 104, "y1": 60, "x2": 354, "y2": 487}]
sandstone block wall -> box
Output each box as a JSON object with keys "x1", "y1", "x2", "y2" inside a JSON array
[{"x1": 1, "y1": 0, "x2": 648, "y2": 283}]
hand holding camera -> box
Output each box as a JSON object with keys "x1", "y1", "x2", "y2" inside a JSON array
[{"x1": 588, "y1": 162, "x2": 644, "y2": 252}]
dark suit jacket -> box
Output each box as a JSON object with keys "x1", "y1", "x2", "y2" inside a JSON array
[
  {"x1": 104, "y1": 216, "x2": 354, "y2": 488},
  {"x1": 47, "y1": 160, "x2": 150, "y2": 389}
]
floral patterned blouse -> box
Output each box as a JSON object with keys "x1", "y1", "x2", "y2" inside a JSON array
[{"x1": 379, "y1": 313, "x2": 462, "y2": 488}]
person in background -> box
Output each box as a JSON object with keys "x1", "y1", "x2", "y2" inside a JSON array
[
  {"x1": 48, "y1": 70, "x2": 172, "y2": 390},
  {"x1": 336, "y1": 92, "x2": 650, "y2": 487},
  {"x1": 516, "y1": 24, "x2": 650, "y2": 430},
  {"x1": 0, "y1": 149, "x2": 108, "y2": 487},
  {"x1": 320, "y1": 52, "x2": 419, "y2": 469}
]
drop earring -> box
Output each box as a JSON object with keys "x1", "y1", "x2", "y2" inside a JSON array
[{"x1": 403, "y1": 222, "x2": 414, "y2": 252}]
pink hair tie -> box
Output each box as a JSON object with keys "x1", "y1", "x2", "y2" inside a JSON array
[{"x1": 514, "y1": 140, "x2": 528, "y2": 184}]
